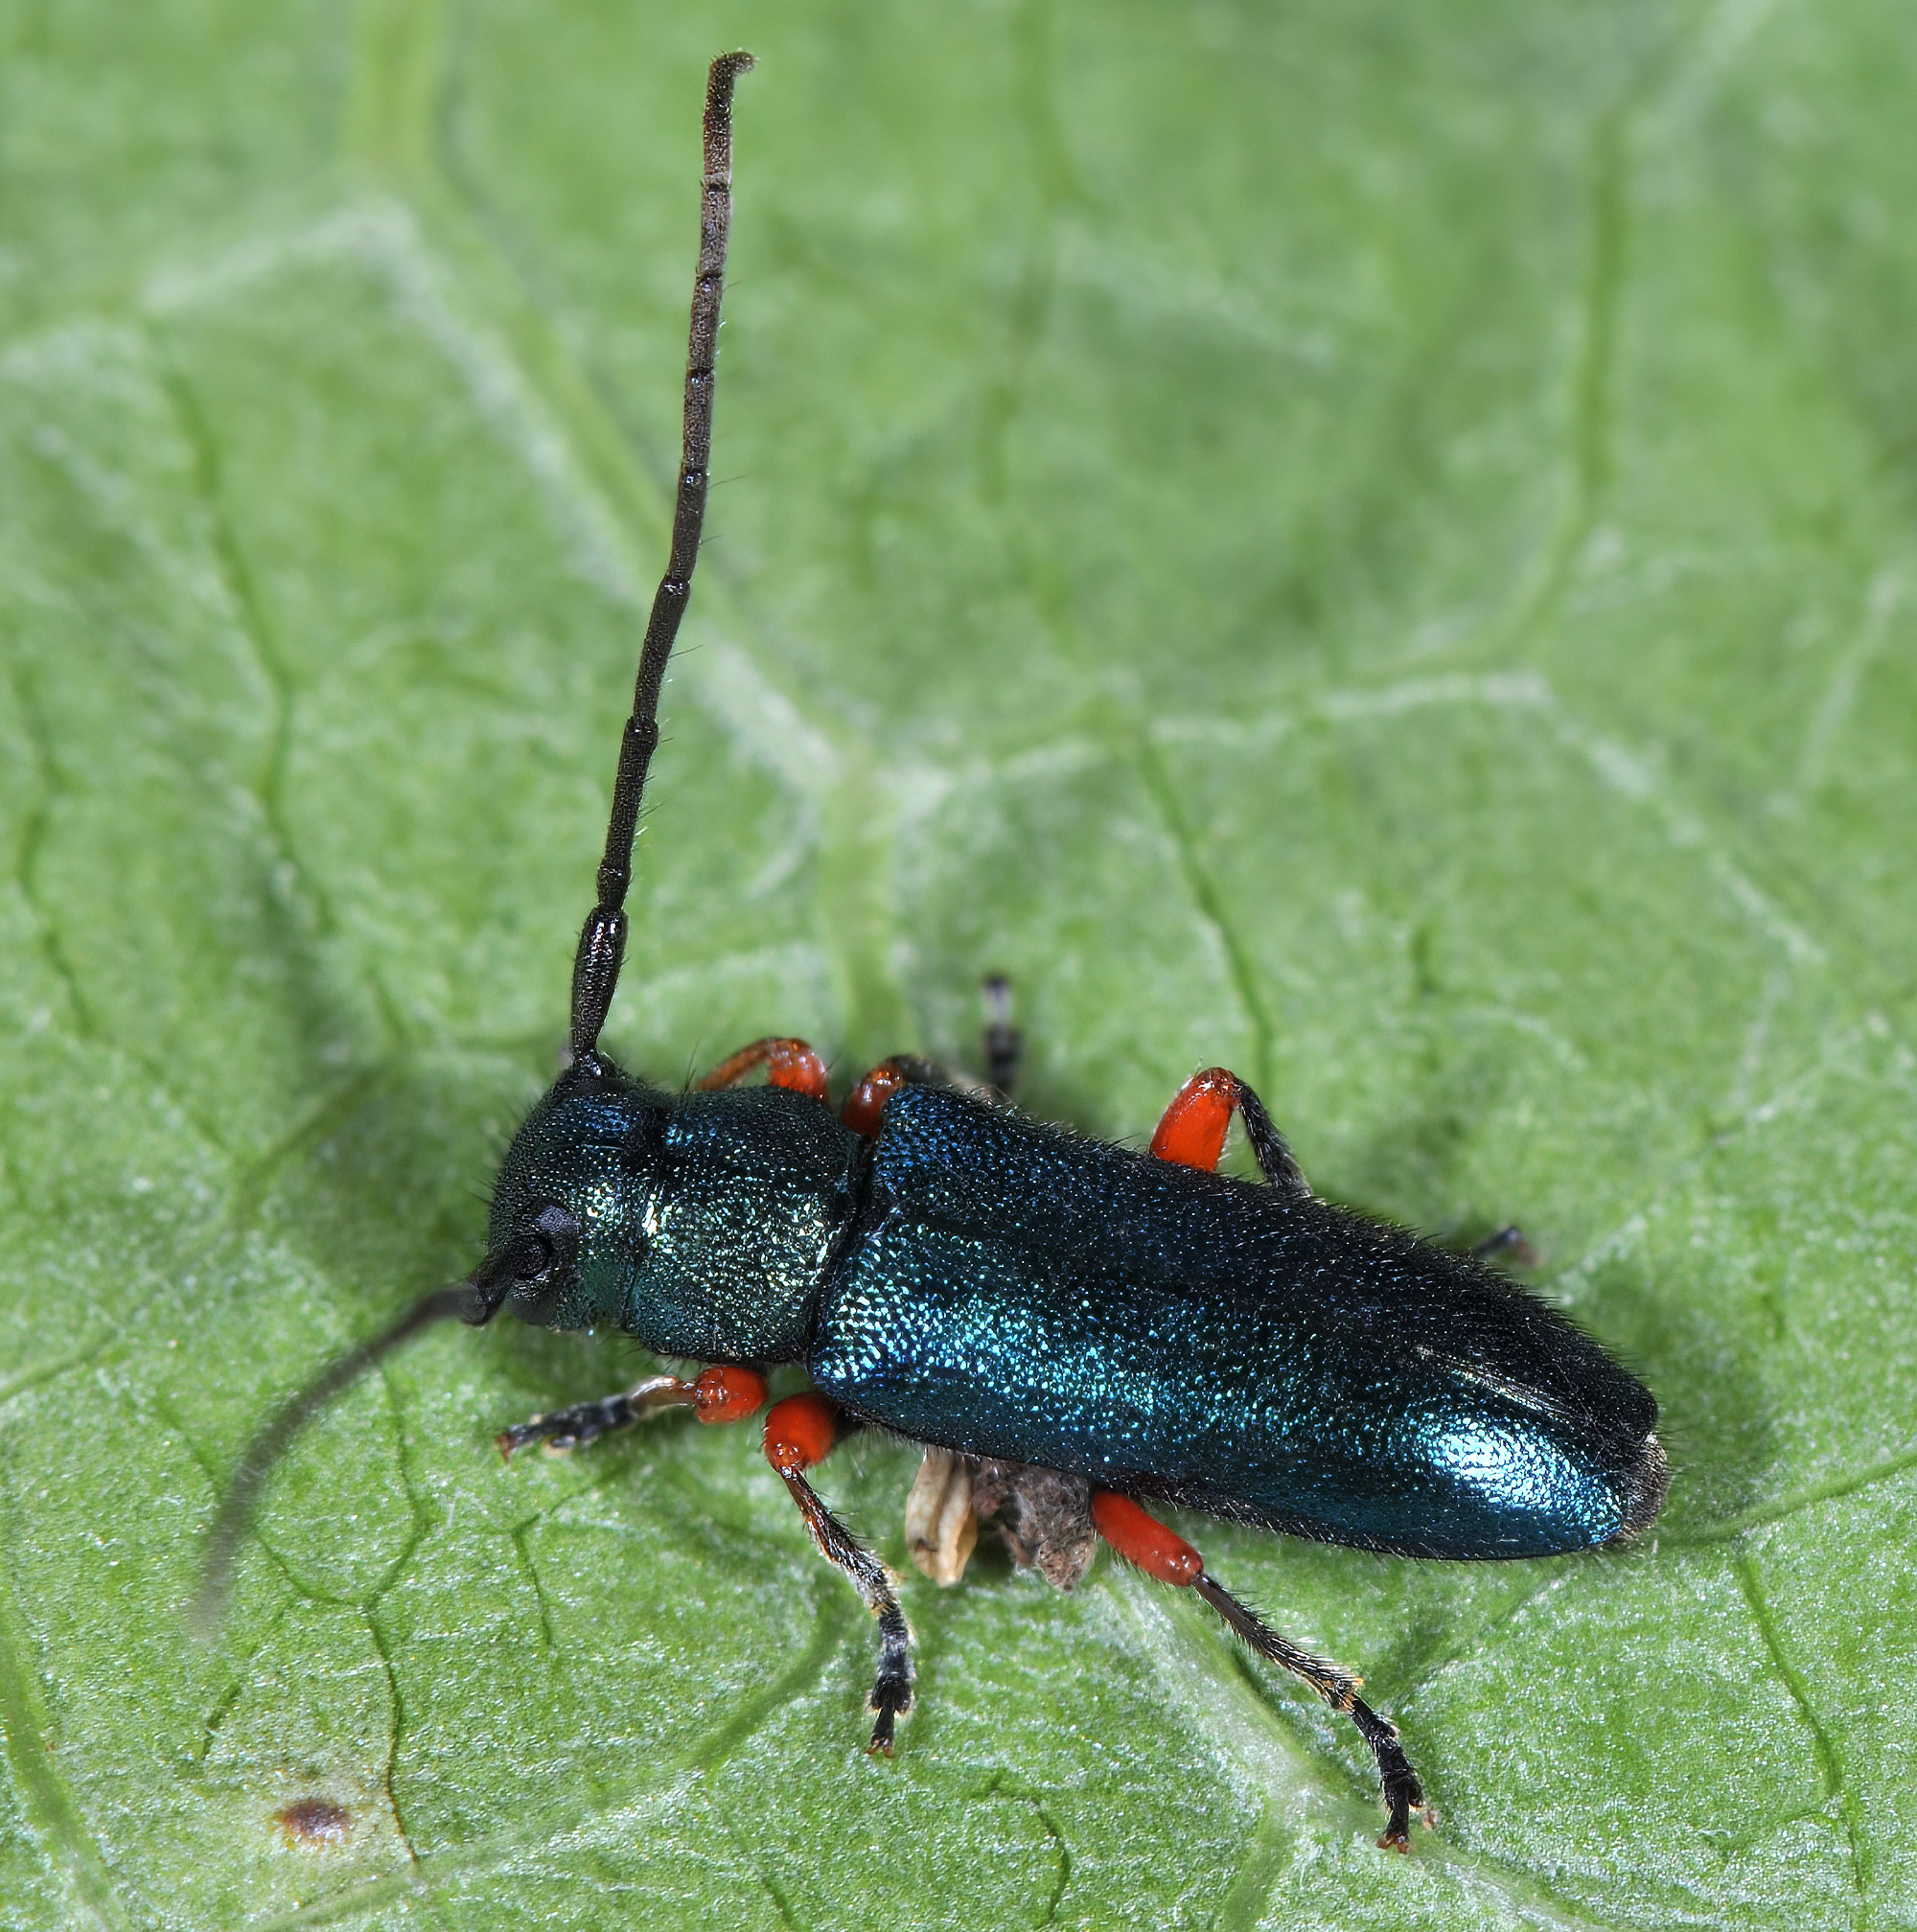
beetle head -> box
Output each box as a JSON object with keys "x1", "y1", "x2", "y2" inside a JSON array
[
  {"x1": 487, "y1": 1054, "x2": 855, "y2": 1362},
  {"x1": 484, "y1": 1057, "x2": 669, "y2": 1334}
]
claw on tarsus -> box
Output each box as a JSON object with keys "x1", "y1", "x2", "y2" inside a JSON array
[{"x1": 1350, "y1": 1694, "x2": 1431, "y2": 1850}]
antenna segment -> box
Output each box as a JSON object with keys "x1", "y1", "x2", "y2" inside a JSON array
[{"x1": 570, "y1": 50, "x2": 756, "y2": 1065}]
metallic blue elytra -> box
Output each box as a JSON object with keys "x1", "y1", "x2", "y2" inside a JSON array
[{"x1": 492, "y1": 1060, "x2": 1664, "y2": 1561}]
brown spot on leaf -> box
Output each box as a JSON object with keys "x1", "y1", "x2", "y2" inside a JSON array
[{"x1": 273, "y1": 1797, "x2": 352, "y2": 1848}]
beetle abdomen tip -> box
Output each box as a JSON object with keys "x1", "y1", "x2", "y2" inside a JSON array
[{"x1": 1607, "y1": 1430, "x2": 1669, "y2": 1546}]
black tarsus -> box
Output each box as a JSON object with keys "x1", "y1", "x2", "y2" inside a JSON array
[
  {"x1": 1470, "y1": 1223, "x2": 1539, "y2": 1269},
  {"x1": 982, "y1": 974, "x2": 1021, "y2": 1096},
  {"x1": 778, "y1": 1468, "x2": 914, "y2": 1752},
  {"x1": 194, "y1": 1275, "x2": 512, "y2": 1631},
  {"x1": 1348, "y1": 1696, "x2": 1428, "y2": 1853},
  {"x1": 1191, "y1": 1570, "x2": 1430, "y2": 1852},
  {"x1": 496, "y1": 1374, "x2": 698, "y2": 1456},
  {"x1": 569, "y1": 50, "x2": 756, "y2": 1066}
]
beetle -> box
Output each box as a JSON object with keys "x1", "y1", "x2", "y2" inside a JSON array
[{"x1": 200, "y1": 50, "x2": 1666, "y2": 1852}]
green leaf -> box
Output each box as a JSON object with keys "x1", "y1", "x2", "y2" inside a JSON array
[{"x1": 3, "y1": 1, "x2": 1913, "y2": 1927}]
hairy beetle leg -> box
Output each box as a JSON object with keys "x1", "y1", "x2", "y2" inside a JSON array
[
  {"x1": 1340, "y1": 1693, "x2": 1430, "y2": 1854},
  {"x1": 837, "y1": 975, "x2": 1024, "y2": 1139},
  {"x1": 1196, "y1": 1570, "x2": 1430, "y2": 1852},
  {"x1": 1091, "y1": 1490, "x2": 1430, "y2": 1852},
  {"x1": 843, "y1": 1060, "x2": 911, "y2": 1137},
  {"x1": 764, "y1": 1392, "x2": 913, "y2": 1754},
  {"x1": 1151, "y1": 1068, "x2": 1308, "y2": 1197},
  {"x1": 498, "y1": 1364, "x2": 768, "y2": 1457},
  {"x1": 693, "y1": 1036, "x2": 831, "y2": 1104},
  {"x1": 1470, "y1": 1223, "x2": 1539, "y2": 1269},
  {"x1": 982, "y1": 975, "x2": 1020, "y2": 1097},
  {"x1": 497, "y1": 1374, "x2": 688, "y2": 1455},
  {"x1": 843, "y1": 1052, "x2": 1010, "y2": 1138}
]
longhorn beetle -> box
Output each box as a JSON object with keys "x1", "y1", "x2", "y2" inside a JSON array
[{"x1": 199, "y1": 51, "x2": 1667, "y2": 1852}]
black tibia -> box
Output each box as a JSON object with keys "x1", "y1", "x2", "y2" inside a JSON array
[
  {"x1": 569, "y1": 50, "x2": 755, "y2": 1066},
  {"x1": 982, "y1": 975, "x2": 1021, "y2": 1097},
  {"x1": 1233, "y1": 1079, "x2": 1309, "y2": 1199},
  {"x1": 1471, "y1": 1224, "x2": 1539, "y2": 1269},
  {"x1": 497, "y1": 1374, "x2": 696, "y2": 1456},
  {"x1": 779, "y1": 1469, "x2": 914, "y2": 1753},
  {"x1": 1191, "y1": 1571, "x2": 1429, "y2": 1852},
  {"x1": 1191, "y1": 1571, "x2": 1360, "y2": 1704}
]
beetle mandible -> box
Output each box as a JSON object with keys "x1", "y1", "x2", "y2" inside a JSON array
[{"x1": 199, "y1": 51, "x2": 1667, "y2": 1852}]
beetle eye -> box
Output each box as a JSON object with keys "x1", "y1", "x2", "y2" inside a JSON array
[{"x1": 503, "y1": 1201, "x2": 583, "y2": 1322}]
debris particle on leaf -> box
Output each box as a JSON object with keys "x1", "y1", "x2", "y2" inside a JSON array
[{"x1": 273, "y1": 1797, "x2": 352, "y2": 1848}]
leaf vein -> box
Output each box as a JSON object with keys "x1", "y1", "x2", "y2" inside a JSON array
[{"x1": 1730, "y1": 1550, "x2": 1866, "y2": 1911}]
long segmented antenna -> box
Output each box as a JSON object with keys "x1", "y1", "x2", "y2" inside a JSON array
[
  {"x1": 197, "y1": 53, "x2": 755, "y2": 1634},
  {"x1": 194, "y1": 1275, "x2": 513, "y2": 1631},
  {"x1": 570, "y1": 50, "x2": 756, "y2": 1065}
]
